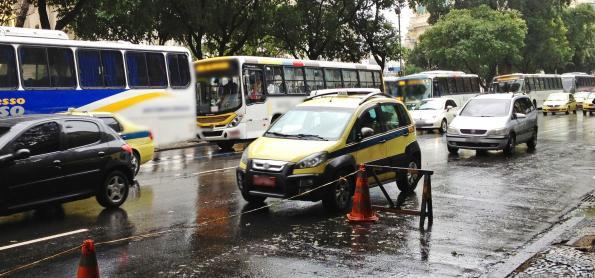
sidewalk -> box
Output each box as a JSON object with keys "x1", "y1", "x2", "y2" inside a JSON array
[{"x1": 510, "y1": 194, "x2": 595, "y2": 277}]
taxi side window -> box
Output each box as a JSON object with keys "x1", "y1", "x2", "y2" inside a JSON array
[
  {"x1": 395, "y1": 103, "x2": 412, "y2": 127},
  {"x1": 99, "y1": 117, "x2": 122, "y2": 133},
  {"x1": 379, "y1": 103, "x2": 400, "y2": 131},
  {"x1": 11, "y1": 122, "x2": 61, "y2": 156},
  {"x1": 359, "y1": 106, "x2": 382, "y2": 135}
]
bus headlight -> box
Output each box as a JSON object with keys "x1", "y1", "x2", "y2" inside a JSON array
[
  {"x1": 227, "y1": 115, "x2": 243, "y2": 128},
  {"x1": 296, "y1": 152, "x2": 328, "y2": 169}
]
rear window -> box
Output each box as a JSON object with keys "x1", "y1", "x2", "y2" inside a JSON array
[{"x1": 64, "y1": 120, "x2": 101, "y2": 148}]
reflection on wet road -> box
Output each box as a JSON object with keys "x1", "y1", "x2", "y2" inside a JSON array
[{"x1": 1, "y1": 114, "x2": 594, "y2": 277}]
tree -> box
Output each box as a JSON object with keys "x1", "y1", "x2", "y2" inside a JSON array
[
  {"x1": 410, "y1": 5, "x2": 527, "y2": 87},
  {"x1": 562, "y1": 4, "x2": 595, "y2": 72},
  {"x1": 0, "y1": 0, "x2": 18, "y2": 26}
]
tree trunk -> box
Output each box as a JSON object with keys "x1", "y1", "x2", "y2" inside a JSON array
[
  {"x1": 37, "y1": 0, "x2": 51, "y2": 29},
  {"x1": 15, "y1": 0, "x2": 31, "y2": 27}
]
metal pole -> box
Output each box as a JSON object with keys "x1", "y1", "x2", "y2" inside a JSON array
[{"x1": 396, "y1": 5, "x2": 403, "y2": 76}]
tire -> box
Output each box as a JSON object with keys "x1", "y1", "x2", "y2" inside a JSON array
[
  {"x1": 96, "y1": 171, "x2": 130, "y2": 208},
  {"x1": 543, "y1": 112, "x2": 547, "y2": 116},
  {"x1": 396, "y1": 154, "x2": 420, "y2": 194},
  {"x1": 552, "y1": 112, "x2": 556, "y2": 115},
  {"x1": 503, "y1": 134, "x2": 516, "y2": 155},
  {"x1": 476, "y1": 149, "x2": 488, "y2": 156},
  {"x1": 565, "y1": 110, "x2": 570, "y2": 115},
  {"x1": 583, "y1": 110, "x2": 587, "y2": 116},
  {"x1": 322, "y1": 170, "x2": 353, "y2": 212},
  {"x1": 573, "y1": 109, "x2": 577, "y2": 114},
  {"x1": 131, "y1": 151, "x2": 141, "y2": 175},
  {"x1": 241, "y1": 192, "x2": 266, "y2": 204},
  {"x1": 527, "y1": 128, "x2": 537, "y2": 151},
  {"x1": 217, "y1": 141, "x2": 235, "y2": 151},
  {"x1": 439, "y1": 119, "x2": 447, "y2": 134},
  {"x1": 448, "y1": 146, "x2": 459, "y2": 154}
]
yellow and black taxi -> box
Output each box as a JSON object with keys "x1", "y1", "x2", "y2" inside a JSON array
[
  {"x1": 542, "y1": 93, "x2": 577, "y2": 115},
  {"x1": 237, "y1": 89, "x2": 421, "y2": 212},
  {"x1": 583, "y1": 92, "x2": 595, "y2": 116},
  {"x1": 62, "y1": 111, "x2": 154, "y2": 174}
]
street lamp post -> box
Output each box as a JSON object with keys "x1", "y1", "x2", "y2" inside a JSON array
[{"x1": 396, "y1": 3, "x2": 403, "y2": 76}]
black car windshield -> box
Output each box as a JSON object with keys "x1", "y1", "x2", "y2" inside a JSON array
[
  {"x1": 460, "y1": 99, "x2": 511, "y2": 117},
  {"x1": 266, "y1": 107, "x2": 354, "y2": 140}
]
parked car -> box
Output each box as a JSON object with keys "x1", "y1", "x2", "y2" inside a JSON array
[
  {"x1": 410, "y1": 98, "x2": 458, "y2": 134},
  {"x1": 237, "y1": 89, "x2": 421, "y2": 212},
  {"x1": 62, "y1": 111, "x2": 154, "y2": 174},
  {"x1": 542, "y1": 93, "x2": 577, "y2": 115},
  {"x1": 446, "y1": 94, "x2": 538, "y2": 155},
  {"x1": 583, "y1": 93, "x2": 595, "y2": 116},
  {"x1": 0, "y1": 115, "x2": 135, "y2": 216}
]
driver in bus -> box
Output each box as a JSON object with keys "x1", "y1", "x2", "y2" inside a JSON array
[
  {"x1": 249, "y1": 75, "x2": 263, "y2": 101},
  {"x1": 218, "y1": 77, "x2": 239, "y2": 109}
]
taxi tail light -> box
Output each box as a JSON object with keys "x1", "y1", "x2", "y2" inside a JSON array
[
  {"x1": 121, "y1": 144, "x2": 133, "y2": 154},
  {"x1": 149, "y1": 130, "x2": 154, "y2": 141}
]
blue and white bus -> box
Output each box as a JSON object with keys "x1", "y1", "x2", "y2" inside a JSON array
[{"x1": 0, "y1": 27, "x2": 196, "y2": 147}]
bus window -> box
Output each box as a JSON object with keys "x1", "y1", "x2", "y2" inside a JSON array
[
  {"x1": 47, "y1": 48, "x2": 76, "y2": 88},
  {"x1": 283, "y1": 67, "x2": 305, "y2": 94},
  {"x1": 245, "y1": 69, "x2": 265, "y2": 104},
  {"x1": 101, "y1": 51, "x2": 125, "y2": 87},
  {"x1": 359, "y1": 71, "x2": 374, "y2": 88},
  {"x1": 146, "y1": 53, "x2": 167, "y2": 87},
  {"x1": 20, "y1": 46, "x2": 76, "y2": 88},
  {"x1": 126, "y1": 52, "x2": 149, "y2": 87},
  {"x1": 0, "y1": 45, "x2": 18, "y2": 89},
  {"x1": 372, "y1": 71, "x2": 381, "y2": 88},
  {"x1": 265, "y1": 66, "x2": 285, "y2": 94},
  {"x1": 463, "y1": 78, "x2": 472, "y2": 92},
  {"x1": 167, "y1": 53, "x2": 190, "y2": 88},
  {"x1": 342, "y1": 69, "x2": 358, "y2": 88},
  {"x1": 324, "y1": 68, "x2": 342, "y2": 88},
  {"x1": 78, "y1": 49, "x2": 125, "y2": 88},
  {"x1": 455, "y1": 78, "x2": 465, "y2": 93},
  {"x1": 304, "y1": 67, "x2": 324, "y2": 92}
]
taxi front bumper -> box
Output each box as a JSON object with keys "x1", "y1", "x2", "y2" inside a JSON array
[
  {"x1": 542, "y1": 106, "x2": 569, "y2": 112},
  {"x1": 446, "y1": 134, "x2": 508, "y2": 150}
]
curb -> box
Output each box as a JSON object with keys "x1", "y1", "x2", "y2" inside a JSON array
[{"x1": 155, "y1": 141, "x2": 206, "y2": 152}]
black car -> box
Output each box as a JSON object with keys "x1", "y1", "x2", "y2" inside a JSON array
[{"x1": 0, "y1": 115, "x2": 135, "y2": 216}]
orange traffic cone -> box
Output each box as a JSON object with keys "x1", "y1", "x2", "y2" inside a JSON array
[
  {"x1": 347, "y1": 164, "x2": 378, "y2": 223},
  {"x1": 77, "y1": 240, "x2": 100, "y2": 278}
]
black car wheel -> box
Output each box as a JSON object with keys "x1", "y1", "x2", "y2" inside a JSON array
[
  {"x1": 396, "y1": 155, "x2": 420, "y2": 194},
  {"x1": 322, "y1": 170, "x2": 353, "y2": 212},
  {"x1": 439, "y1": 119, "x2": 447, "y2": 134},
  {"x1": 503, "y1": 134, "x2": 516, "y2": 155},
  {"x1": 96, "y1": 171, "x2": 130, "y2": 208}
]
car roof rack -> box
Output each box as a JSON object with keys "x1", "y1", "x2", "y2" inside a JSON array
[
  {"x1": 304, "y1": 88, "x2": 388, "y2": 102},
  {"x1": 359, "y1": 92, "x2": 394, "y2": 104}
]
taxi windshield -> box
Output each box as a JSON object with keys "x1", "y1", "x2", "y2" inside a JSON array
[
  {"x1": 413, "y1": 99, "x2": 443, "y2": 110},
  {"x1": 587, "y1": 93, "x2": 595, "y2": 102},
  {"x1": 547, "y1": 93, "x2": 568, "y2": 101},
  {"x1": 265, "y1": 107, "x2": 354, "y2": 141},
  {"x1": 460, "y1": 99, "x2": 511, "y2": 117}
]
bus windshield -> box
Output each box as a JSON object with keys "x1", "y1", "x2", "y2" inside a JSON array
[
  {"x1": 394, "y1": 79, "x2": 431, "y2": 109},
  {"x1": 491, "y1": 80, "x2": 522, "y2": 93},
  {"x1": 196, "y1": 75, "x2": 242, "y2": 115}
]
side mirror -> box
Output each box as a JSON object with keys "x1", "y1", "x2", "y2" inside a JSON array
[
  {"x1": 446, "y1": 105, "x2": 454, "y2": 110},
  {"x1": 515, "y1": 113, "x2": 527, "y2": 119},
  {"x1": 14, "y1": 149, "x2": 31, "y2": 160},
  {"x1": 360, "y1": 127, "x2": 374, "y2": 139}
]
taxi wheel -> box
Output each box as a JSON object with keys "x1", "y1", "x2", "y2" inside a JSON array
[
  {"x1": 241, "y1": 192, "x2": 266, "y2": 204},
  {"x1": 96, "y1": 171, "x2": 130, "y2": 208},
  {"x1": 439, "y1": 119, "x2": 447, "y2": 134},
  {"x1": 543, "y1": 112, "x2": 547, "y2": 116},
  {"x1": 573, "y1": 109, "x2": 577, "y2": 114},
  {"x1": 396, "y1": 156, "x2": 420, "y2": 194},
  {"x1": 565, "y1": 110, "x2": 570, "y2": 115},
  {"x1": 503, "y1": 134, "x2": 516, "y2": 155},
  {"x1": 131, "y1": 151, "x2": 141, "y2": 175},
  {"x1": 322, "y1": 170, "x2": 353, "y2": 212},
  {"x1": 217, "y1": 141, "x2": 235, "y2": 151},
  {"x1": 583, "y1": 110, "x2": 587, "y2": 116}
]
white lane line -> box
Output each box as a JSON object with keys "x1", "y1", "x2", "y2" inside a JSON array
[{"x1": 0, "y1": 229, "x2": 88, "y2": 251}]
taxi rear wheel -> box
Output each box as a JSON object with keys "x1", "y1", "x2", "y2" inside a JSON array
[
  {"x1": 131, "y1": 151, "x2": 140, "y2": 175},
  {"x1": 217, "y1": 141, "x2": 235, "y2": 151},
  {"x1": 322, "y1": 170, "x2": 353, "y2": 212},
  {"x1": 396, "y1": 155, "x2": 420, "y2": 194}
]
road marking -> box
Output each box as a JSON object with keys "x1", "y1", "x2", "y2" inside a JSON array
[{"x1": 0, "y1": 229, "x2": 88, "y2": 251}]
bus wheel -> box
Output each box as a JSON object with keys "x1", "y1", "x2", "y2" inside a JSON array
[{"x1": 217, "y1": 141, "x2": 235, "y2": 151}]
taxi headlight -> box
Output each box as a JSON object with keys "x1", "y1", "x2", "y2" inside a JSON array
[
  {"x1": 296, "y1": 152, "x2": 328, "y2": 169},
  {"x1": 447, "y1": 126, "x2": 458, "y2": 134},
  {"x1": 488, "y1": 127, "x2": 508, "y2": 136},
  {"x1": 227, "y1": 115, "x2": 242, "y2": 128},
  {"x1": 240, "y1": 146, "x2": 249, "y2": 165}
]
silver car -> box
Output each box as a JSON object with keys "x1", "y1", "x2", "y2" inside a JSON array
[{"x1": 446, "y1": 94, "x2": 538, "y2": 155}]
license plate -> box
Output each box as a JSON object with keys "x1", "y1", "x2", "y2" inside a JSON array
[{"x1": 253, "y1": 175, "x2": 276, "y2": 187}]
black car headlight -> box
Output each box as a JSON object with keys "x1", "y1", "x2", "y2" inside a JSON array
[
  {"x1": 227, "y1": 115, "x2": 242, "y2": 128},
  {"x1": 295, "y1": 152, "x2": 328, "y2": 169}
]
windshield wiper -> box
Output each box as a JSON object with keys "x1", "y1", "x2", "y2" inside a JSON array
[
  {"x1": 265, "y1": 131, "x2": 291, "y2": 137},
  {"x1": 295, "y1": 133, "x2": 328, "y2": 141}
]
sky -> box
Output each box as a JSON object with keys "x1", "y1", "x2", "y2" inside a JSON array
[{"x1": 384, "y1": 5, "x2": 413, "y2": 40}]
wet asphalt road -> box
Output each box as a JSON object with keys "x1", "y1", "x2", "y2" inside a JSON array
[{"x1": 0, "y1": 114, "x2": 594, "y2": 277}]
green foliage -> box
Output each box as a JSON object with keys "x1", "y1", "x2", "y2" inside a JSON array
[
  {"x1": 562, "y1": 4, "x2": 595, "y2": 73},
  {"x1": 0, "y1": 0, "x2": 17, "y2": 26},
  {"x1": 411, "y1": 5, "x2": 527, "y2": 87}
]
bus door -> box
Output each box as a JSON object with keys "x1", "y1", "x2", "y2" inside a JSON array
[{"x1": 243, "y1": 66, "x2": 267, "y2": 138}]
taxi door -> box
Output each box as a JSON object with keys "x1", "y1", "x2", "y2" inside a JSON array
[
  {"x1": 243, "y1": 66, "x2": 268, "y2": 138},
  {"x1": 348, "y1": 105, "x2": 387, "y2": 183},
  {"x1": 379, "y1": 103, "x2": 411, "y2": 181}
]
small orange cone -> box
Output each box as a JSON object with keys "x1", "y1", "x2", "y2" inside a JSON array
[
  {"x1": 77, "y1": 240, "x2": 99, "y2": 278},
  {"x1": 347, "y1": 164, "x2": 378, "y2": 223}
]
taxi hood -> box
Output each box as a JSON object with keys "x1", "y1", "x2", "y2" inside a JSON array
[{"x1": 248, "y1": 136, "x2": 340, "y2": 163}]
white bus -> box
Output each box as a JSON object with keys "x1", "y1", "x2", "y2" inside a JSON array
[
  {"x1": 561, "y1": 72, "x2": 595, "y2": 93},
  {"x1": 385, "y1": 70, "x2": 481, "y2": 109},
  {"x1": 490, "y1": 73, "x2": 564, "y2": 108},
  {"x1": 0, "y1": 27, "x2": 196, "y2": 147},
  {"x1": 195, "y1": 56, "x2": 382, "y2": 149}
]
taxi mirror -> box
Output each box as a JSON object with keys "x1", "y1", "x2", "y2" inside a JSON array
[{"x1": 361, "y1": 127, "x2": 374, "y2": 139}]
